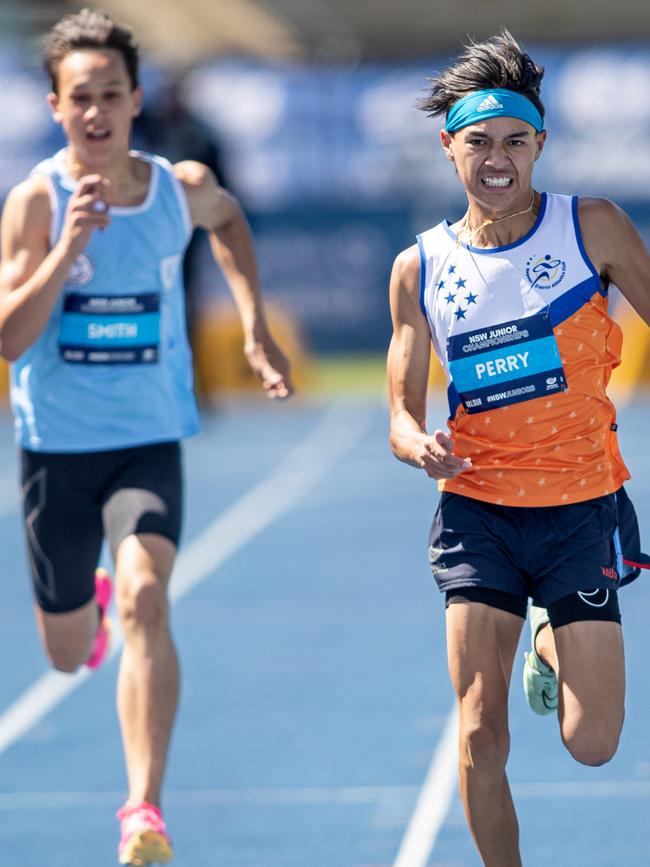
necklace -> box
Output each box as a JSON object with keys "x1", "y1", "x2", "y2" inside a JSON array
[{"x1": 457, "y1": 191, "x2": 536, "y2": 248}]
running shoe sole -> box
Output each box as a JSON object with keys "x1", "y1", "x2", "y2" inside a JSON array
[{"x1": 118, "y1": 829, "x2": 174, "y2": 865}]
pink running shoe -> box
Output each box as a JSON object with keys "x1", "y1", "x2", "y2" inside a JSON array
[
  {"x1": 117, "y1": 801, "x2": 174, "y2": 865},
  {"x1": 84, "y1": 568, "x2": 112, "y2": 670}
]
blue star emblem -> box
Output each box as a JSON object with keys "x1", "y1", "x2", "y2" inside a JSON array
[
  {"x1": 448, "y1": 265, "x2": 457, "y2": 274},
  {"x1": 465, "y1": 292, "x2": 478, "y2": 304},
  {"x1": 445, "y1": 292, "x2": 456, "y2": 304},
  {"x1": 456, "y1": 277, "x2": 467, "y2": 289},
  {"x1": 454, "y1": 307, "x2": 466, "y2": 320},
  {"x1": 437, "y1": 279, "x2": 445, "y2": 290}
]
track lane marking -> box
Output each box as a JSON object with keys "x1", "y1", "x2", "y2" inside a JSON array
[
  {"x1": 0, "y1": 402, "x2": 370, "y2": 756},
  {"x1": 391, "y1": 704, "x2": 458, "y2": 867}
]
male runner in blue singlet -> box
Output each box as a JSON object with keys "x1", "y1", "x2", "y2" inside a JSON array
[
  {"x1": 387, "y1": 31, "x2": 649, "y2": 866},
  {"x1": 0, "y1": 9, "x2": 293, "y2": 865}
]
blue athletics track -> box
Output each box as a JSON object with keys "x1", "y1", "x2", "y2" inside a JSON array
[{"x1": 0, "y1": 388, "x2": 648, "y2": 867}]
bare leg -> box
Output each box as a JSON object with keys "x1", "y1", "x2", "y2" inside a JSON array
[
  {"x1": 115, "y1": 533, "x2": 179, "y2": 806},
  {"x1": 446, "y1": 601, "x2": 524, "y2": 867},
  {"x1": 534, "y1": 614, "x2": 624, "y2": 765},
  {"x1": 34, "y1": 600, "x2": 99, "y2": 672},
  {"x1": 554, "y1": 620, "x2": 624, "y2": 765}
]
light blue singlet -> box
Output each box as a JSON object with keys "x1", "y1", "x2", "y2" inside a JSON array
[{"x1": 10, "y1": 149, "x2": 201, "y2": 452}]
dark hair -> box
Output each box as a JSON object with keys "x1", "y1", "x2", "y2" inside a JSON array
[
  {"x1": 44, "y1": 7, "x2": 139, "y2": 93},
  {"x1": 419, "y1": 30, "x2": 545, "y2": 122}
]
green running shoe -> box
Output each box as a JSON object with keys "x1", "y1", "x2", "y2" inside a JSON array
[{"x1": 523, "y1": 605, "x2": 558, "y2": 715}]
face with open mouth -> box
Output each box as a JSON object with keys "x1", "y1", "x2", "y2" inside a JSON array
[
  {"x1": 440, "y1": 115, "x2": 546, "y2": 217},
  {"x1": 48, "y1": 48, "x2": 142, "y2": 171}
]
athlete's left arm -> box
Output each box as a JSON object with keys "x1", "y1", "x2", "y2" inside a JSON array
[
  {"x1": 578, "y1": 197, "x2": 650, "y2": 325},
  {"x1": 174, "y1": 160, "x2": 293, "y2": 399}
]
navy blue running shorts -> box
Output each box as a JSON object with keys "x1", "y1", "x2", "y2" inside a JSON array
[
  {"x1": 428, "y1": 488, "x2": 644, "y2": 609},
  {"x1": 21, "y1": 441, "x2": 183, "y2": 613}
]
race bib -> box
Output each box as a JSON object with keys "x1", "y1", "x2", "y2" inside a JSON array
[
  {"x1": 447, "y1": 309, "x2": 567, "y2": 414},
  {"x1": 58, "y1": 292, "x2": 160, "y2": 365}
]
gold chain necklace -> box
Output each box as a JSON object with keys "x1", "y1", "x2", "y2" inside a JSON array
[{"x1": 457, "y1": 190, "x2": 536, "y2": 248}]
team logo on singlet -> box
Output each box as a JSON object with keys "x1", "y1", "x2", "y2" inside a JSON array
[
  {"x1": 525, "y1": 253, "x2": 567, "y2": 289},
  {"x1": 65, "y1": 253, "x2": 95, "y2": 287}
]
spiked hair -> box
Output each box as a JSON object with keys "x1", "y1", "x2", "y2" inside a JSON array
[{"x1": 419, "y1": 30, "x2": 545, "y2": 122}]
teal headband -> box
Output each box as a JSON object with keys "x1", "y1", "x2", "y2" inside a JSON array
[{"x1": 445, "y1": 88, "x2": 544, "y2": 133}]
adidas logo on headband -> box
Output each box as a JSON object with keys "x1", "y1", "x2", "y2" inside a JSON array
[
  {"x1": 477, "y1": 94, "x2": 504, "y2": 112},
  {"x1": 445, "y1": 89, "x2": 544, "y2": 133}
]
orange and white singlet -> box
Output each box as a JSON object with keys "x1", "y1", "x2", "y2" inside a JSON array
[{"x1": 418, "y1": 192, "x2": 630, "y2": 507}]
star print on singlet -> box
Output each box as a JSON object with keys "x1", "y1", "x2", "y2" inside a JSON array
[{"x1": 438, "y1": 265, "x2": 479, "y2": 320}]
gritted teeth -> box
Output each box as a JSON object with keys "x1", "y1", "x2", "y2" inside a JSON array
[
  {"x1": 87, "y1": 129, "x2": 110, "y2": 139},
  {"x1": 481, "y1": 177, "x2": 512, "y2": 187}
]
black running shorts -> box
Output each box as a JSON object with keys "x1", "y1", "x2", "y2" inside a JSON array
[
  {"x1": 428, "y1": 488, "x2": 642, "y2": 609},
  {"x1": 21, "y1": 441, "x2": 183, "y2": 613}
]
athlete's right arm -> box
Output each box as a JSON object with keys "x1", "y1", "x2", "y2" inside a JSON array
[
  {"x1": 387, "y1": 245, "x2": 471, "y2": 480},
  {"x1": 0, "y1": 174, "x2": 109, "y2": 361}
]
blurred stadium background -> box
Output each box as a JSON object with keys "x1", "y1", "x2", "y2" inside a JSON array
[
  {"x1": 0, "y1": 0, "x2": 648, "y2": 397},
  {"x1": 0, "y1": 6, "x2": 649, "y2": 866}
]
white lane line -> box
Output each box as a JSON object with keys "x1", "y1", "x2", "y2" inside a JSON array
[
  {"x1": 0, "y1": 785, "x2": 420, "y2": 810},
  {"x1": 0, "y1": 776, "x2": 649, "y2": 812},
  {"x1": 169, "y1": 402, "x2": 368, "y2": 604},
  {"x1": 511, "y1": 779, "x2": 650, "y2": 798},
  {"x1": 0, "y1": 401, "x2": 371, "y2": 757},
  {"x1": 392, "y1": 704, "x2": 459, "y2": 867}
]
